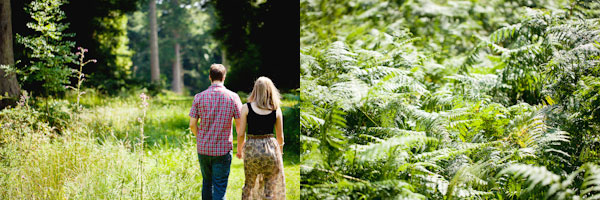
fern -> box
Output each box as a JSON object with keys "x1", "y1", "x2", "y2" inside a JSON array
[
  {"x1": 581, "y1": 163, "x2": 600, "y2": 199},
  {"x1": 301, "y1": 0, "x2": 600, "y2": 199},
  {"x1": 489, "y1": 24, "x2": 522, "y2": 44},
  {"x1": 499, "y1": 163, "x2": 600, "y2": 199}
]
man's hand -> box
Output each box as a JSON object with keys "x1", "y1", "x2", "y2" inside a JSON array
[{"x1": 236, "y1": 151, "x2": 243, "y2": 159}]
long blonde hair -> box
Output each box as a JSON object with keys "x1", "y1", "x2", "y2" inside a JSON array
[{"x1": 248, "y1": 76, "x2": 281, "y2": 110}]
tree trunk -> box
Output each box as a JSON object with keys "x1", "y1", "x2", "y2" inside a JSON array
[
  {"x1": 171, "y1": 42, "x2": 183, "y2": 93},
  {"x1": 0, "y1": 0, "x2": 21, "y2": 109},
  {"x1": 221, "y1": 46, "x2": 227, "y2": 67},
  {"x1": 149, "y1": 0, "x2": 160, "y2": 83}
]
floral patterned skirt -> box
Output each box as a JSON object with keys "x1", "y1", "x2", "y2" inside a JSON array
[{"x1": 242, "y1": 135, "x2": 286, "y2": 200}]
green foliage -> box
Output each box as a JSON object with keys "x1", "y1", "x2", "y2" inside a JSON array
[
  {"x1": 301, "y1": 0, "x2": 600, "y2": 199},
  {"x1": 282, "y1": 93, "x2": 301, "y2": 154},
  {"x1": 9, "y1": 0, "x2": 140, "y2": 95},
  {"x1": 91, "y1": 12, "x2": 133, "y2": 91},
  {"x1": 127, "y1": 1, "x2": 220, "y2": 94},
  {"x1": 499, "y1": 163, "x2": 600, "y2": 199},
  {"x1": 0, "y1": 90, "x2": 301, "y2": 199},
  {"x1": 14, "y1": 0, "x2": 76, "y2": 95}
]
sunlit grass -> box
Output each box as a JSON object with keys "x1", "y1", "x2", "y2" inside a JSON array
[{"x1": 0, "y1": 90, "x2": 299, "y2": 199}]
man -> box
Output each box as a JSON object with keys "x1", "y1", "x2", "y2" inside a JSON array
[{"x1": 189, "y1": 64, "x2": 243, "y2": 200}]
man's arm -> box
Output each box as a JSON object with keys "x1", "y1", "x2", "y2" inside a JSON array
[
  {"x1": 189, "y1": 117, "x2": 199, "y2": 137},
  {"x1": 188, "y1": 94, "x2": 200, "y2": 138}
]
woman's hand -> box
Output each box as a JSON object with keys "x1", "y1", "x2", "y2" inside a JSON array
[
  {"x1": 236, "y1": 151, "x2": 243, "y2": 159},
  {"x1": 279, "y1": 144, "x2": 284, "y2": 155}
]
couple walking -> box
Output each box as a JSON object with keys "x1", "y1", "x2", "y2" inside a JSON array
[{"x1": 188, "y1": 64, "x2": 285, "y2": 200}]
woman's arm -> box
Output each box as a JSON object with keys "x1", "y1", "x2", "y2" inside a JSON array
[
  {"x1": 236, "y1": 104, "x2": 248, "y2": 159},
  {"x1": 275, "y1": 107, "x2": 284, "y2": 154}
]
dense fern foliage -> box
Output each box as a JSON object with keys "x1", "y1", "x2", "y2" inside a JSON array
[{"x1": 300, "y1": 0, "x2": 600, "y2": 199}]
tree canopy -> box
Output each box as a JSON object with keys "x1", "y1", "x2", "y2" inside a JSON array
[
  {"x1": 211, "y1": 0, "x2": 300, "y2": 92},
  {"x1": 11, "y1": 0, "x2": 139, "y2": 95}
]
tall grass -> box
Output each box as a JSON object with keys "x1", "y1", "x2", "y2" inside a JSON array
[{"x1": 0, "y1": 90, "x2": 300, "y2": 199}]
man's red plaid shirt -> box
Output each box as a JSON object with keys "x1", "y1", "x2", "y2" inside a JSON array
[{"x1": 189, "y1": 84, "x2": 242, "y2": 156}]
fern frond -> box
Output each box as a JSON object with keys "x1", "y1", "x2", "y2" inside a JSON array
[
  {"x1": 402, "y1": 105, "x2": 450, "y2": 139},
  {"x1": 499, "y1": 164, "x2": 561, "y2": 192},
  {"x1": 360, "y1": 127, "x2": 427, "y2": 138},
  {"x1": 581, "y1": 163, "x2": 600, "y2": 199},
  {"x1": 414, "y1": 141, "x2": 499, "y2": 162},
  {"x1": 304, "y1": 179, "x2": 426, "y2": 200},
  {"x1": 356, "y1": 135, "x2": 438, "y2": 162},
  {"x1": 301, "y1": 52, "x2": 319, "y2": 75},
  {"x1": 300, "y1": 111, "x2": 324, "y2": 132},
  {"x1": 446, "y1": 161, "x2": 493, "y2": 199},
  {"x1": 326, "y1": 41, "x2": 357, "y2": 67},
  {"x1": 368, "y1": 70, "x2": 429, "y2": 96},
  {"x1": 421, "y1": 88, "x2": 456, "y2": 112},
  {"x1": 329, "y1": 75, "x2": 370, "y2": 110},
  {"x1": 489, "y1": 24, "x2": 522, "y2": 44},
  {"x1": 414, "y1": 172, "x2": 449, "y2": 196}
]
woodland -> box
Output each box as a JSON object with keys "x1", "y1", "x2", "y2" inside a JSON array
[
  {"x1": 0, "y1": 0, "x2": 299, "y2": 199},
  {"x1": 300, "y1": 0, "x2": 600, "y2": 199}
]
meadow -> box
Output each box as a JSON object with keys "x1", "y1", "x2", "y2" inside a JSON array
[{"x1": 0, "y1": 89, "x2": 300, "y2": 199}]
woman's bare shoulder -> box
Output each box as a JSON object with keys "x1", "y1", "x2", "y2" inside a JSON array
[
  {"x1": 240, "y1": 103, "x2": 249, "y2": 115},
  {"x1": 276, "y1": 107, "x2": 283, "y2": 118}
]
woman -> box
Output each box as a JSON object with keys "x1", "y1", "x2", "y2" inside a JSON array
[{"x1": 236, "y1": 76, "x2": 286, "y2": 200}]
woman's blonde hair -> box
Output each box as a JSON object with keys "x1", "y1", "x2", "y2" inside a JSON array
[{"x1": 248, "y1": 76, "x2": 281, "y2": 110}]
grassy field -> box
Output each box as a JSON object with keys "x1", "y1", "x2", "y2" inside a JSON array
[{"x1": 0, "y1": 89, "x2": 299, "y2": 199}]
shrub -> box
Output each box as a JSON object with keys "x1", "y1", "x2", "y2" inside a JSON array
[{"x1": 14, "y1": 0, "x2": 76, "y2": 95}]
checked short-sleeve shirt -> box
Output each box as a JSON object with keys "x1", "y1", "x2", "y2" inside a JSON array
[{"x1": 189, "y1": 83, "x2": 242, "y2": 156}]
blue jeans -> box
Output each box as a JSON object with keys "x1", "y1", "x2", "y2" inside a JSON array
[{"x1": 198, "y1": 151, "x2": 232, "y2": 200}]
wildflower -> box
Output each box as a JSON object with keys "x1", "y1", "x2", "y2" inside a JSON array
[
  {"x1": 90, "y1": 59, "x2": 97, "y2": 63},
  {"x1": 17, "y1": 91, "x2": 29, "y2": 107},
  {"x1": 139, "y1": 93, "x2": 149, "y2": 101}
]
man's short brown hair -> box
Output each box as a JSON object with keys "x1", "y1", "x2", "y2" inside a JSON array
[{"x1": 209, "y1": 64, "x2": 227, "y2": 81}]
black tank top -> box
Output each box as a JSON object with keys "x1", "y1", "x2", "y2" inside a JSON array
[{"x1": 247, "y1": 103, "x2": 276, "y2": 135}]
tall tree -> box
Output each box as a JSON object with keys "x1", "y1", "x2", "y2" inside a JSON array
[
  {"x1": 128, "y1": 0, "x2": 219, "y2": 94},
  {"x1": 171, "y1": 39, "x2": 183, "y2": 93},
  {"x1": 149, "y1": 0, "x2": 160, "y2": 83},
  {"x1": 169, "y1": 0, "x2": 184, "y2": 93},
  {"x1": 14, "y1": 0, "x2": 75, "y2": 96},
  {"x1": 221, "y1": 46, "x2": 227, "y2": 67},
  {"x1": 0, "y1": 0, "x2": 21, "y2": 109}
]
